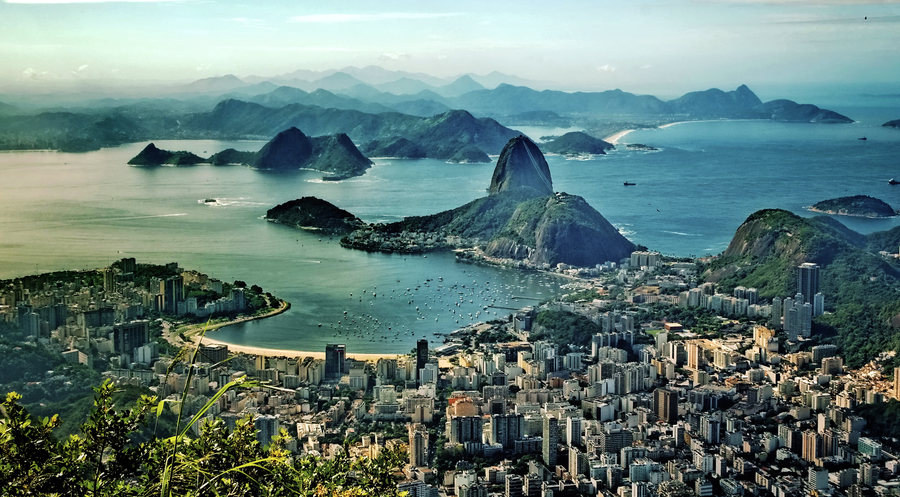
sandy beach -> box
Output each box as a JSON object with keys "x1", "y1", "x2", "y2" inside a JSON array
[
  {"x1": 604, "y1": 129, "x2": 635, "y2": 144},
  {"x1": 200, "y1": 336, "x2": 407, "y2": 362}
]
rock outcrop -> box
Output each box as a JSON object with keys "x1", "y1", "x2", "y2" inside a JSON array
[
  {"x1": 489, "y1": 135, "x2": 554, "y2": 196},
  {"x1": 127, "y1": 143, "x2": 205, "y2": 166},
  {"x1": 266, "y1": 197, "x2": 364, "y2": 234}
]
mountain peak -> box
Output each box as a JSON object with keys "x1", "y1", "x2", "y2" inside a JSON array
[{"x1": 489, "y1": 135, "x2": 554, "y2": 196}]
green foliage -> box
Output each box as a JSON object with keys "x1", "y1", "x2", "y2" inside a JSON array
[
  {"x1": 855, "y1": 400, "x2": 900, "y2": 439},
  {"x1": 532, "y1": 310, "x2": 601, "y2": 347}
]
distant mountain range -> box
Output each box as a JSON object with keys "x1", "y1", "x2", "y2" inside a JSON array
[{"x1": 0, "y1": 65, "x2": 855, "y2": 153}]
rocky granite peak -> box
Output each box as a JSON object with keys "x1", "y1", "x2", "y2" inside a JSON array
[
  {"x1": 252, "y1": 127, "x2": 313, "y2": 170},
  {"x1": 489, "y1": 135, "x2": 553, "y2": 196}
]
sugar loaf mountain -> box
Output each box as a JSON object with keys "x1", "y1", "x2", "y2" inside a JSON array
[{"x1": 267, "y1": 135, "x2": 635, "y2": 268}]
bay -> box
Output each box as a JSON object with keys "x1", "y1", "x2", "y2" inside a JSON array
[{"x1": 1, "y1": 102, "x2": 899, "y2": 353}]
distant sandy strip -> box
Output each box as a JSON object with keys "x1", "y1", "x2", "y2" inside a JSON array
[
  {"x1": 200, "y1": 337, "x2": 405, "y2": 362},
  {"x1": 604, "y1": 129, "x2": 635, "y2": 144}
]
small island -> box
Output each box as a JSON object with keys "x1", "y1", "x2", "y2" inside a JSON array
[
  {"x1": 884, "y1": 119, "x2": 900, "y2": 128},
  {"x1": 626, "y1": 143, "x2": 659, "y2": 151},
  {"x1": 808, "y1": 195, "x2": 897, "y2": 218},
  {"x1": 266, "y1": 196, "x2": 365, "y2": 234},
  {"x1": 540, "y1": 131, "x2": 614, "y2": 156}
]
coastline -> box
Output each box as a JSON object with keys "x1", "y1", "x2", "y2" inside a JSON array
[
  {"x1": 805, "y1": 206, "x2": 897, "y2": 219},
  {"x1": 199, "y1": 336, "x2": 407, "y2": 361},
  {"x1": 604, "y1": 129, "x2": 635, "y2": 145}
]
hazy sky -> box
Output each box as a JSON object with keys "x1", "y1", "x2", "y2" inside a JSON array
[{"x1": 2, "y1": 0, "x2": 898, "y2": 94}]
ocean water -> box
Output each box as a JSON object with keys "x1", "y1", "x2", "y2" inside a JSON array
[{"x1": 1, "y1": 101, "x2": 899, "y2": 353}]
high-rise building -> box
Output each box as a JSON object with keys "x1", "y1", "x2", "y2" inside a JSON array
[
  {"x1": 654, "y1": 388, "x2": 678, "y2": 425},
  {"x1": 566, "y1": 416, "x2": 583, "y2": 447},
  {"x1": 504, "y1": 474, "x2": 523, "y2": 497},
  {"x1": 491, "y1": 414, "x2": 525, "y2": 449},
  {"x1": 798, "y1": 263, "x2": 821, "y2": 304},
  {"x1": 254, "y1": 414, "x2": 280, "y2": 447},
  {"x1": 409, "y1": 423, "x2": 429, "y2": 467},
  {"x1": 449, "y1": 416, "x2": 484, "y2": 445},
  {"x1": 198, "y1": 343, "x2": 229, "y2": 364},
  {"x1": 542, "y1": 415, "x2": 558, "y2": 467},
  {"x1": 813, "y1": 292, "x2": 825, "y2": 317},
  {"x1": 160, "y1": 276, "x2": 184, "y2": 315},
  {"x1": 325, "y1": 343, "x2": 346, "y2": 378},
  {"x1": 416, "y1": 339, "x2": 428, "y2": 383},
  {"x1": 770, "y1": 297, "x2": 783, "y2": 329},
  {"x1": 894, "y1": 367, "x2": 900, "y2": 401},
  {"x1": 112, "y1": 320, "x2": 150, "y2": 355}
]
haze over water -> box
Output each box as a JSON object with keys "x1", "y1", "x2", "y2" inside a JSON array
[{"x1": 1, "y1": 101, "x2": 899, "y2": 353}]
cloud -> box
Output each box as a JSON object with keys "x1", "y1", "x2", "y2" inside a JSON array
[
  {"x1": 379, "y1": 52, "x2": 411, "y2": 61},
  {"x1": 22, "y1": 68, "x2": 52, "y2": 79},
  {"x1": 77, "y1": 64, "x2": 88, "y2": 71},
  {"x1": 597, "y1": 64, "x2": 617, "y2": 73},
  {"x1": 287, "y1": 12, "x2": 462, "y2": 23},
  {"x1": 640, "y1": 65, "x2": 652, "y2": 70},
  {"x1": 195, "y1": 63, "x2": 211, "y2": 72}
]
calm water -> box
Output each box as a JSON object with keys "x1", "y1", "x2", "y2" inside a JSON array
[{"x1": 2, "y1": 101, "x2": 899, "y2": 353}]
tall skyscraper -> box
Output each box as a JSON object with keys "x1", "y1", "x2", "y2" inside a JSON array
[
  {"x1": 325, "y1": 343, "x2": 346, "y2": 378},
  {"x1": 542, "y1": 415, "x2": 558, "y2": 467},
  {"x1": 654, "y1": 388, "x2": 678, "y2": 425},
  {"x1": 798, "y1": 263, "x2": 821, "y2": 304},
  {"x1": 409, "y1": 423, "x2": 429, "y2": 468},
  {"x1": 160, "y1": 276, "x2": 184, "y2": 315},
  {"x1": 894, "y1": 367, "x2": 900, "y2": 401},
  {"x1": 416, "y1": 339, "x2": 428, "y2": 383}
]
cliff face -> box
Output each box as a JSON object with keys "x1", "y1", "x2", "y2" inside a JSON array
[
  {"x1": 489, "y1": 135, "x2": 554, "y2": 196},
  {"x1": 484, "y1": 193, "x2": 635, "y2": 267}
]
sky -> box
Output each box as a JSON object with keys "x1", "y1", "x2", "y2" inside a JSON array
[{"x1": 1, "y1": 0, "x2": 899, "y2": 95}]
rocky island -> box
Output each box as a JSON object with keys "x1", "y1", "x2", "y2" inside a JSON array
[
  {"x1": 337, "y1": 135, "x2": 635, "y2": 268},
  {"x1": 540, "y1": 131, "x2": 614, "y2": 156},
  {"x1": 884, "y1": 119, "x2": 900, "y2": 128},
  {"x1": 266, "y1": 196, "x2": 365, "y2": 234},
  {"x1": 127, "y1": 127, "x2": 373, "y2": 178},
  {"x1": 808, "y1": 195, "x2": 897, "y2": 218},
  {"x1": 625, "y1": 143, "x2": 659, "y2": 151},
  {"x1": 127, "y1": 143, "x2": 205, "y2": 166}
]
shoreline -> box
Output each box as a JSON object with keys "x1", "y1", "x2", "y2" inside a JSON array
[
  {"x1": 805, "y1": 206, "x2": 897, "y2": 219},
  {"x1": 604, "y1": 129, "x2": 635, "y2": 145},
  {"x1": 199, "y1": 336, "x2": 407, "y2": 361}
]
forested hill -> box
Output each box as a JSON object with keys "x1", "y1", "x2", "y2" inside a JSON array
[{"x1": 702, "y1": 209, "x2": 900, "y2": 367}]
